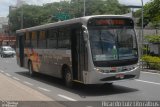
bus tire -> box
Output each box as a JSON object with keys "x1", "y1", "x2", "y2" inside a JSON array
[
  {"x1": 64, "y1": 68, "x2": 73, "y2": 88},
  {"x1": 106, "y1": 83, "x2": 113, "y2": 86},
  {"x1": 2, "y1": 54, "x2": 5, "y2": 58},
  {"x1": 28, "y1": 61, "x2": 35, "y2": 76}
]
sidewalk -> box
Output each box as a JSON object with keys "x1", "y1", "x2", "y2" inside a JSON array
[
  {"x1": 141, "y1": 68, "x2": 160, "y2": 74},
  {"x1": 0, "y1": 73, "x2": 65, "y2": 107}
]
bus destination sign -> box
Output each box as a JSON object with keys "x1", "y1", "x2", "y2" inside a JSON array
[
  {"x1": 96, "y1": 19, "x2": 125, "y2": 25},
  {"x1": 88, "y1": 18, "x2": 134, "y2": 27}
]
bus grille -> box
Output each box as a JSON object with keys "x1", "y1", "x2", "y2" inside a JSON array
[{"x1": 100, "y1": 75, "x2": 135, "y2": 81}]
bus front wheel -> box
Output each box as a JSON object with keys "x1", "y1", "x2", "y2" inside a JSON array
[
  {"x1": 64, "y1": 68, "x2": 73, "y2": 88},
  {"x1": 28, "y1": 61, "x2": 35, "y2": 76}
]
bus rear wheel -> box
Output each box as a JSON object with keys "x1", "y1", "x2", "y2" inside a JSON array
[
  {"x1": 64, "y1": 68, "x2": 73, "y2": 88},
  {"x1": 28, "y1": 61, "x2": 35, "y2": 76}
]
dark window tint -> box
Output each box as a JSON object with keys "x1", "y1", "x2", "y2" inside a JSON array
[
  {"x1": 16, "y1": 35, "x2": 19, "y2": 48},
  {"x1": 25, "y1": 32, "x2": 31, "y2": 48},
  {"x1": 31, "y1": 31, "x2": 37, "y2": 48},
  {"x1": 38, "y1": 31, "x2": 47, "y2": 48},
  {"x1": 58, "y1": 28, "x2": 71, "y2": 49},
  {"x1": 47, "y1": 29, "x2": 57, "y2": 49}
]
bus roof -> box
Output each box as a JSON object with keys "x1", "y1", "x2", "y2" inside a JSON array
[{"x1": 16, "y1": 15, "x2": 132, "y2": 34}]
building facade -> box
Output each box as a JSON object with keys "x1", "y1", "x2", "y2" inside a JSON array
[
  {"x1": 0, "y1": 17, "x2": 8, "y2": 33},
  {"x1": 16, "y1": 0, "x2": 26, "y2": 7}
]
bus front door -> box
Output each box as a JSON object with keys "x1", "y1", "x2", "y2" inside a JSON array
[
  {"x1": 71, "y1": 28, "x2": 87, "y2": 82},
  {"x1": 19, "y1": 35, "x2": 24, "y2": 67}
]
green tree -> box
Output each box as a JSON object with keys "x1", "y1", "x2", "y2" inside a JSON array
[
  {"x1": 135, "y1": 0, "x2": 160, "y2": 27},
  {"x1": 9, "y1": 0, "x2": 129, "y2": 32}
]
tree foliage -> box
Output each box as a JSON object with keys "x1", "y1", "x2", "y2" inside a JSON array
[
  {"x1": 9, "y1": 0, "x2": 129, "y2": 32},
  {"x1": 145, "y1": 35, "x2": 160, "y2": 43},
  {"x1": 142, "y1": 55, "x2": 160, "y2": 70},
  {"x1": 135, "y1": 0, "x2": 160, "y2": 27}
]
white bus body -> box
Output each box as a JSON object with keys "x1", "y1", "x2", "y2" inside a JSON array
[{"x1": 16, "y1": 15, "x2": 140, "y2": 87}]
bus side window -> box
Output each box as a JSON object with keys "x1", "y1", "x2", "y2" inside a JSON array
[
  {"x1": 58, "y1": 28, "x2": 71, "y2": 49},
  {"x1": 47, "y1": 29, "x2": 57, "y2": 49},
  {"x1": 25, "y1": 32, "x2": 31, "y2": 48},
  {"x1": 31, "y1": 31, "x2": 37, "y2": 48},
  {"x1": 38, "y1": 30, "x2": 47, "y2": 49}
]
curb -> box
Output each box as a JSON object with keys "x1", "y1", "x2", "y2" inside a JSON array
[{"x1": 141, "y1": 69, "x2": 160, "y2": 74}]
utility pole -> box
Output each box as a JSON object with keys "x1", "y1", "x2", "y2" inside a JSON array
[
  {"x1": 141, "y1": 0, "x2": 144, "y2": 48},
  {"x1": 141, "y1": 0, "x2": 144, "y2": 56},
  {"x1": 141, "y1": 0, "x2": 144, "y2": 69},
  {"x1": 83, "y1": 0, "x2": 86, "y2": 16},
  {"x1": 21, "y1": 6, "x2": 23, "y2": 29},
  {"x1": 9, "y1": 6, "x2": 11, "y2": 36}
]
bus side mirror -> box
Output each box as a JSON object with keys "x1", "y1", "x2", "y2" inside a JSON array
[
  {"x1": 82, "y1": 25, "x2": 89, "y2": 42},
  {"x1": 83, "y1": 30, "x2": 88, "y2": 42}
]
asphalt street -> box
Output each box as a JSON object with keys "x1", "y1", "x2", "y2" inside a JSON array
[{"x1": 0, "y1": 57, "x2": 160, "y2": 107}]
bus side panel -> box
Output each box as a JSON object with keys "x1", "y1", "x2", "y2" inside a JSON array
[
  {"x1": 49, "y1": 49, "x2": 71, "y2": 78},
  {"x1": 39, "y1": 49, "x2": 64, "y2": 77}
]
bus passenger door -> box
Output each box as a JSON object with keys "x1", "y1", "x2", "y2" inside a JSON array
[
  {"x1": 71, "y1": 29, "x2": 78, "y2": 80},
  {"x1": 19, "y1": 35, "x2": 24, "y2": 67},
  {"x1": 71, "y1": 27, "x2": 87, "y2": 81}
]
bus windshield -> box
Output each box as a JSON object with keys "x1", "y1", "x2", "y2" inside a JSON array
[{"x1": 89, "y1": 27, "x2": 138, "y2": 61}]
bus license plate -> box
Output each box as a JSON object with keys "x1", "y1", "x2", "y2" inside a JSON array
[{"x1": 116, "y1": 74, "x2": 124, "y2": 79}]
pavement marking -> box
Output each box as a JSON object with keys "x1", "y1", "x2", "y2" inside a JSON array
[
  {"x1": 5, "y1": 73, "x2": 11, "y2": 77},
  {"x1": 136, "y1": 79, "x2": 160, "y2": 85},
  {"x1": 58, "y1": 94, "x2": 77, "y2": 101},
  {"x1": 12, "y1": 77, "x2": 20, "y2": 81},
  {"x1": 23, "y1": 81, "x2": 33, "y2": 86},
  {"x1": 38, "y1": 87, "x2": 51, "y2": 92},
  {"x1": 141, "y1": 71, "x2": 160, "y2": 76}
]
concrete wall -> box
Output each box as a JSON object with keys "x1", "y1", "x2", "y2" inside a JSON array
[
  {"x1": 135, "y1": 28, "x2": 160, "y2": 56},
  {"x1": 149, "y1": 44, "x2": 159, "y2": 55},
  {"x1": 0, "y1": 17, "x2": 8, "y2": 33},
  {"x1": 136, "y1": 28, "x2": 160, "y2": 44}
]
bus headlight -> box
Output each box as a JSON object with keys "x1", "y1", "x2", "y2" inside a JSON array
[{"x1": 94, "y1": 68, "x2": 110, "y2": 73}]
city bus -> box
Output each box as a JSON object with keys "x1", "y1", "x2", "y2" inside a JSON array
[{"x1": 16, "y1": 15, "x2": 140, "y2": 87}]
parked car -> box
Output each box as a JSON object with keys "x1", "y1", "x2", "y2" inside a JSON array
[{"x1": 0, "y1": 46, "x2": 16, "y2": 58}]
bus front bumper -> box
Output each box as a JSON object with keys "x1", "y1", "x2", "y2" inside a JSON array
[{"x1": 83, "y1": 66, "x2": 140, "y2": 84}]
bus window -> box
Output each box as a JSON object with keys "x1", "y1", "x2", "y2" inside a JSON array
[
  {"x1": 25, "y1": 32, "x2": 31, "y2": 48},
  {"x1": 31, "y1": 31, "x2": 37, "y2": 48},
  {"x1": 47, "y1": 29, "x2": 57, "y2": 49},
  {"x1": 88, "y1": 18, "x2": 138, "y2": 66},
  {"x1": 58, "y1": 28, "x2": 71, "y2": 49},
  {"x1": 38, "y1": 31, "x2": 47, "y2": 48}
]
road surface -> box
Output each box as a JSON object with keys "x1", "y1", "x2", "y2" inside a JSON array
[{"x1": 0, "y1": 57, "x2": 160, "y2": 107}]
